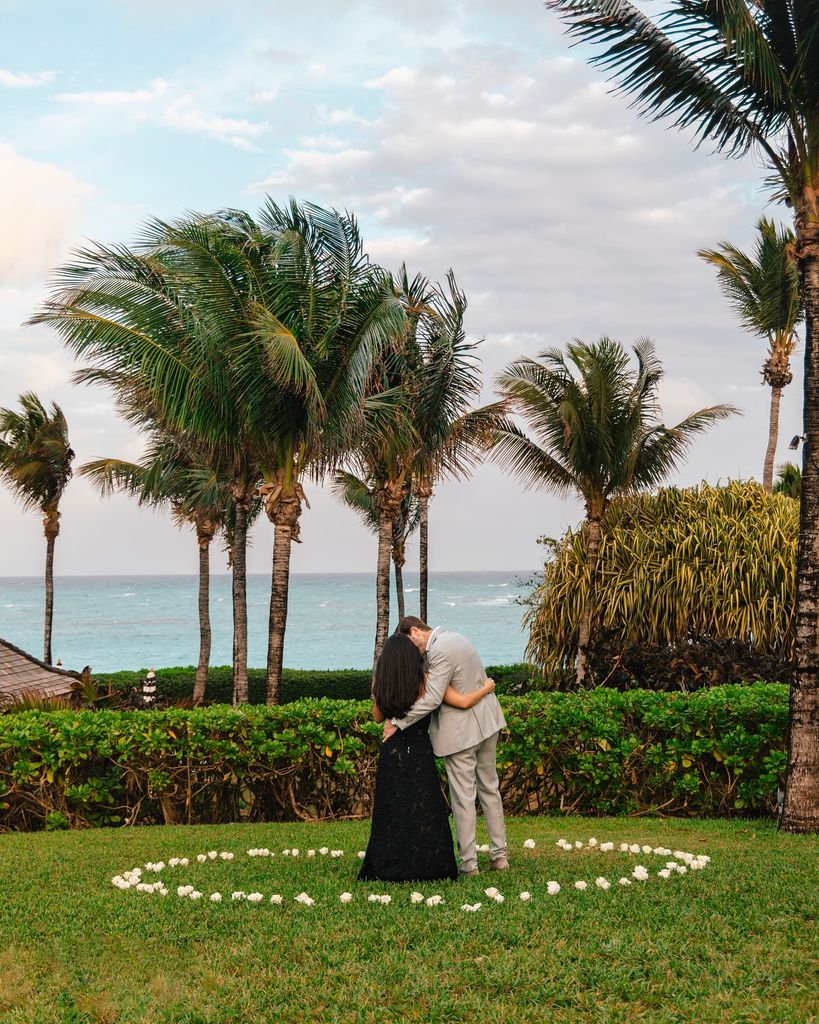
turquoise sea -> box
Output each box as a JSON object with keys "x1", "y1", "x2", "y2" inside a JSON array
[{"x1": 0, "y1": 572, "x2": 532, "y2": 673}]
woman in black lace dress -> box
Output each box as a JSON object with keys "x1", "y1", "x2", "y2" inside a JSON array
[{"x1": 358, "y1": 633, "x2": 496, "y2": 883}]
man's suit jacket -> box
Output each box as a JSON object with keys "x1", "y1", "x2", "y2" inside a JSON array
[{"x1": 395, "y1": 628, "x2": 506, "y2": 757}]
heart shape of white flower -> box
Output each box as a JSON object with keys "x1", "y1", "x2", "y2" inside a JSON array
[{"x1": 110, "y1": 838, "x2": 711, "y2": 911}]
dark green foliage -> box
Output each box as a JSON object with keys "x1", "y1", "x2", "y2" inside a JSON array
[
  {"x1": 586, "y1": 631, "x2": 793, "y2": 691},
  {"x1": 0, "y1": 684, "x2": 787, "y2": 831},
  {"x1": 101, "y1": 663, "x2": 536, "y2": 703}
]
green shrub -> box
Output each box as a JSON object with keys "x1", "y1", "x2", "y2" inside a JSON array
[
  {"x1": 0, "y1": 683, "x2": 787, "y2": 830},
  {"x1": 104, "y1": 663, "x2": 536, "y2": 703}
]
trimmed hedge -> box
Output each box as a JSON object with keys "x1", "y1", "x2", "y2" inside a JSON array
[
  {"x1": 105, "y1": 663, "x2": 536, "y2": 703},
  {"x1": 0, "y1": 684, "x2": 787, "y2": 831}
]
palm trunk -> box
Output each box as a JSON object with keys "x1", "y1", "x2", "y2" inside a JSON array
[
  {"x1": 394, "y1": 555, "x2": 405, "y2": 621},
  {"x1": 193, "y1": 534, "x2": 212, "y2": 705},
  {"x1": 43, "y1": 531, "x2": 55, "y2": 666},
  {"x1": 782, "y1": 241, "x2": 819, "y2": 833},
  {"x1": 373, "y1": 507, "x2": 393, "y2": 671},
  {"x1": 762, "y1": 384, "x2": 783, "y2": 493},
  {"x1": 267, "y1": 522, "x2": 294, "y2": 706},
  {"x1": 231, "y1": 498, "x2": 249, "y2": 705},
  {"x1": 576, "y1": 514, "x2": 602, "y2": 688},
  {"x1": 419, "y1": 491, "x2": 429, "y2": 622}
]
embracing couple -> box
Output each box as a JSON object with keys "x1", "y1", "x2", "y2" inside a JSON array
[{"x1": 358, "y1": 616, "x2": 508, "y2": 882}]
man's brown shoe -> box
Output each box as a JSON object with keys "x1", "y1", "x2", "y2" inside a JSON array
[
  {"x1": 460, "y1": 868, "x2": 480, "y2": 877},
  {"x1": 490, "y1": 857, "x2": 510, "y2": 871}
]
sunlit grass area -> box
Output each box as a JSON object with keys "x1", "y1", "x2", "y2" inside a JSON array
[{"x1": 1, "y1": 817, "x2": 816, "y2": 1024}]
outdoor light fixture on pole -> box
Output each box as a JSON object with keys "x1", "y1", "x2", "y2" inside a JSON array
[{"x1": 789, "y1": 434, "x2": 806, "y2": 450}]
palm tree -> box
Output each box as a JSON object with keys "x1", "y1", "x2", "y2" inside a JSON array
[
  {"x1": 0, "y1": 393, "x2": 74, "y2": 664},
  {"x1": 775, "y1": 462, "x2": 802, "y2": 500},
  {"x1": 333, "y1": 471, "x2": 420, "y2": 619},
  {"x1": 698, "y1": 218, "x2": 803, "y2": 491},
  {"x1": 226, "y1": 201, "x2": 406, "y2": 704},
  {"x1": 31, "y1": 218, "x2": 273, "y2": 704},
  {"x1": 80, "y1": 436, "x2": 229, "y2": 703},
  {"x1": 544, "y1": 0, "x2": 819, "y2": 834},
  {"x1": 492, "y1": 337, "x2": 736, "y2": 686}
]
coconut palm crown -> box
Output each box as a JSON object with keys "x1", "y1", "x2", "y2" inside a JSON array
[
  {"x1": 0, "y1": 393, "x2": 74, "y2": 664},
  {"x1": 699, "y1": 217, "x2": 803, "y2": 491},
  {"x1": 492, "y1": 336, "x2": 736, "y2": 684}
]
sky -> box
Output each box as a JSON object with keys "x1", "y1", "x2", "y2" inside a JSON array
[{"x1": 0, "y1": 0, "x2": 805, "y2": 578}]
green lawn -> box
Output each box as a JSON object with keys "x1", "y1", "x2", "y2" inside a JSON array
[{"x1": 0, "y1": 818, "x2": 816, "y2": 1024}]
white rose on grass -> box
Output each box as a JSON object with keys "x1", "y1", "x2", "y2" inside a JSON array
[
  {"x1": 484, "y1": 887, "x2": 499, "y2": 898},
  {"x1": 159, "y1": 887, "x2": 169, "y2": 896},
  {"x1": 642, "y1": 845, "x2": 652, "y2": 854},
  {"x1": 477, "y1": 844, "x2": 490, "y2": 853},
  {"x1": 461, "y1": 903, "x2": 482, "y2": 912},
  {"x1": 658, "y1": 869, "x2": 672, "y2": 879},
  {"x1": 632, "y1": 867, "x2": 649, "y2": 881},
  {"x1": 189, "y1": 891, "x2": 203, "y2": 900},
  {"x1": 493, "y1": 894, "x2": 505, "y2": 904},
  {"x1": 368, "y1": 895, "x2": 382, "y2": 903},
  {"x1": 675, "y1": 865, "x2": 688, "y2": 875},
  {"x1": 574, "y1": 840, "x2": 583, "y2": 849},
  {"x1": 600, "y1": 842, "x2": 614, "y2": 852},
  {"x1": 319, "y1": 847, "x2": 329, "y2": 855},
  {"x1": 231, "y1": 892, "x2": 245, "y2": 900},
  {"x1": 379, "y1": 895, "x2": 392, "y2": 905},
  {"x1": 619, "y1": 843, "x2": 630, "y2": 852},
  {"x1": 595, "y1": 878, "x2": 611, "y2": 891},
  {"x1": 197, "y1": 854, "x2": 207, "y2": 863},
  {"x1": 307, "y1": 850, "x2": 316, "y2": 858},
  {"x1": 331, "y1": 850, "x2": 344, "y2": 858},
  {"x1": 294, "y1": 892, "x2": 315, "y2": 906},
  {"x1": 588, "y1": 838, "x2": 598, "y2": 847},
  {"x1": 410, "y1": 892, "x2": 424, "y2": 904},
  {"x1": 282, "y1": 850, "x2": 291, "y2": 857},
  {"x1": 246, "y1": 893, "x2": 264, "y2": 903},
  {"x1": 673, "y1": 851, "x2": 686, "y2": 860},
  {"x1": 270, "y1": 895, "x2": 283, "y2": 905},
  {"x1": 210, "y1": 893, "x2": 222, "y2": 902},
  {"x1": 574, "y1": 881, "x2": 588, "y2": 890},
  {"x1": 547, "y1": 881, "x2": 561, "y2": 895},
  {"x1": 177, "y1": 885, "x2": 194, "y2": 897},
  {"x1": 220, "y1": 852, "x2": 234, "y2": 861},
  {"x1": 168, "y1": 858, "x2": 180, "y2": 867},
  {"x1": 339, "y1": 893, "x2": 353, "y2": 904},
  {"x1": 425, "y1": 895, "x2": 444, "y2": 906},
  {"x1": 357, "y1": 851, "x2": 366, "y2": 859},
  {"x1": 179, "y1": 858, "x2": 189, "y2": 866},
  {"x1": 291, "y1": 849, "x2": 300, "y2": 857},
  {"x1": 629, "y1": 844, "x2": 641, "y2": 854},
  {"x1": 523, "y1": 839, "x2": 536, "y2": 849},
  {"x1": 519, "y1": 892, "x2": 531, "y2": 902},
  {"x1": 618, "y1": 878, "x2": 632, "y2": 886},
  {"x1": 208, "y1": 851, "x2": 218, "y2": 860}
]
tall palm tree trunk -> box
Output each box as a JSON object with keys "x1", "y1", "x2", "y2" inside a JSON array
[
  {"x1": 576, "y1": 513, "x2": 602, "y2": 688},
  {"x1": 231, "y1": 496, "x2": 250, "y2": 705},
  {"x1": 193, "y1": 523, "x2": 213, "y2": 705},
  {"x1": 418, "y1": 488, "x2": 430, "y2": 622},
  {"x1": 394, "y1": 555, "x2": 405, "y2": 621},
  {"x1": 782, "y1": 243, "x2": 819, "y2": 833},
  {"x1": 373, "y1": 507, "x2": 394, "y2": 671},
  {"x1": 43, "y1": 513, "x2": 58, "y2": 665},
  {"x1": 267, "y1": 524, "x2": 293, "y2": 706},
  {"x1": 762, "y1": 385, "x2": 783, "y2": 492}
]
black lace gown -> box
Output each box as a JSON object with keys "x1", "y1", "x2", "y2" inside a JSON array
[{"x1": 358, "y1": 717, "x2": 458, "y2": 883}]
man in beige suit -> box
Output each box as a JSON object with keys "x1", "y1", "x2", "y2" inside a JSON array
[{"x1": 384, "y1": 616, "x2": 508, "y2": 876}]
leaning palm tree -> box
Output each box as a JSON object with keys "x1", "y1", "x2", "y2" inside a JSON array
[
  {"x1": 699, "y1": 218, "x2": 803, "y2": 491},
  {"x1": 80, "y1": 435, "x2": 229, "y2": 703},
  {"x1": 544, "y1": 0, "x2": 819, "y2": 833},
  {"x1": 492, "y1": 337, "x2": 736, "y2": 686},
  {"x1": 0, "y1": 393, "x2": 74, "y2": 664}
]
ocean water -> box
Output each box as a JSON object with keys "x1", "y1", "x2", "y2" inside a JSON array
[{"x1": 0, "y1": 572, "x2": 531, "y2": 673}]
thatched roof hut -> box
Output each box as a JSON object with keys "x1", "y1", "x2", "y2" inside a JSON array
[{"x1": 0, "y1": 638, "x2": 80, "y2": 704}]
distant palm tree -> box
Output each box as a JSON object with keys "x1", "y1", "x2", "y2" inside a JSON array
[
  {"x1": 544, "y1": 0, "x2": 819, "y2": 835},
  {"x1": 0, "y1": 393, "x2": 74, "y2": 664},
  {"x1": 493, "y1": 337, "x2": 737, "y2": 685},
  {"x1": 774, "y1": 462, "x2": 802, "y2": 501},
  {"x1": 81, "y1": 437, "x2": 229, "y2": 703},
  {"x1": 333, "y1": 471, "x2": 419, "y2": 619},
  {"x1": 699, "y1": 218, "x2": 803, "y2": 491}
]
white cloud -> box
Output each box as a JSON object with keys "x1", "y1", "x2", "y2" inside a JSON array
[
  {"x1": 0, "y1": 144, "x2": 93, "y2": 289},
  {"x1": 159, "y1": 97, "x2": 268, "y2": 149},
  {"x1": 55, "y1": 79, "x2": 169, "y2": 105},
  {"x1": 0, "y1": 68, "x2": 56, "y2": 88}
]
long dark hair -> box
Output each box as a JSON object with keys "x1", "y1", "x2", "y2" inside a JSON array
[{"x1": 373, "y1": 634, "x2": 424, "y2": 720}]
